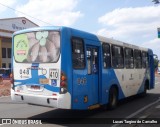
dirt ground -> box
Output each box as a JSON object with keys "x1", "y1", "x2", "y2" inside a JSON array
[{"x1": 0, "y1": 80, "x2": 11, "y2": 97}]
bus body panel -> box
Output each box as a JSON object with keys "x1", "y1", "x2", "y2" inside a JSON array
[
  {"x1": 114, "y1": 69, "x2": 146, "y2": 96},
  {"x1": 101, "y1": 68, "x2": 126, "y2": 104}
]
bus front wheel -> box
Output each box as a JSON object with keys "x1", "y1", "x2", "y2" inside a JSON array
[{"x1": 108, "y1": 86, "x2": 118, "y2": 110}]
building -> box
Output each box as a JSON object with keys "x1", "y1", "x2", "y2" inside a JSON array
[{"x1": 0, "y1": 17, "x2": 38, "y2": 68}]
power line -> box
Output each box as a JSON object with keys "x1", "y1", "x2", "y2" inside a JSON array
[{"x1": 0, "y1": 2, "x2": 53, "y2": 26}]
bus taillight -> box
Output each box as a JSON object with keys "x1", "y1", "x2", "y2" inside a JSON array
[{"x1": 60, "y1": 71, "x2": 67, "y2": 94}]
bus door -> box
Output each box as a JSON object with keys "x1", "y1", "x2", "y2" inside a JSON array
[{"x1": 86, "y1": 46, "x2": 99, "y2": 105}]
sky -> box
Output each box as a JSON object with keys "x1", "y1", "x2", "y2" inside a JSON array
[{"x1": 0, "y1": 0, "x2": 160, "y2": 58}]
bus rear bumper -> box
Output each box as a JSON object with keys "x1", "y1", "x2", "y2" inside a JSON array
[{"x1": 11, "y1": 89, "x2": 71, "y2": 109}]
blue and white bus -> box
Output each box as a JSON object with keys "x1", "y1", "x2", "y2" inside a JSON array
[{"x1": 11, "y1": 26, "x2": 155, "y2": 110}]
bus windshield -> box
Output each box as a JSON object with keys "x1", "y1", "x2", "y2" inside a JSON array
[{"x1": 14, "y1": 31, "x2": 60, "y2": 63}]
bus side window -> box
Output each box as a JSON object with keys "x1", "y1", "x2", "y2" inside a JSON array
[
  {"x1": 112, "y1": 45, "x2": 124, "y2": 68},
  {"x1": 102, "y1": 43, "x2": 111, "y2": 68},
  {"x1": 142, "y1": 51, "x2": 148, "y2": 68},
  {"x1": 72, "y1": 38, "x2": 85, "y2": 69},
  {"x1": 134, "y1": 50, "x2": 142, "y2": 68},
  {"x1": 125, "y1": 48, "x2": 134, "y2": 68}
]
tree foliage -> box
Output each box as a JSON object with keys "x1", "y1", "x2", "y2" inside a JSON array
[{"x1": 152, "y1": 0, "x2": 160, "y2": 4}]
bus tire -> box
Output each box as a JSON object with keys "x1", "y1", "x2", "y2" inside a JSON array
[{"x1": 108, "y1": 86, "x2": 118, "y2": 110}]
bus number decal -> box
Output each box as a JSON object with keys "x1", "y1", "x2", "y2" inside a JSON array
[
  {"x1": 19, "y1": 69, "x2": 30, "y2": 78},
  {"x1": 49, "y1": 69, "x2": 59, "y2": 79},
  {"x1": 20, "y1": 69, "x2": 29, "y2": 75},
  {"x1": 77, "y1": 77, "x2": 87, "y2": 85}
]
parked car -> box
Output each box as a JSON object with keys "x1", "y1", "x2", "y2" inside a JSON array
[{"x1": 0, "y1": 68, "x2": 11, "y2": 80}]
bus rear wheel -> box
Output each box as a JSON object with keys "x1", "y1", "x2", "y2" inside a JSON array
[{"x1": 108, "y1": 86, "x2": 118, "y2": 110}]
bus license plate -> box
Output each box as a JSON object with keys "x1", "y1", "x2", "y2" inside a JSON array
[
  {"x1": 31, "y1": 86, "x2": 40, "y2": 90},
  {"x1": 49, "y1": 69, "x2": 59, "y2": 79}
]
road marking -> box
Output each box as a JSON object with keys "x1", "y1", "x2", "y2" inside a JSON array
[
  {"x1": 139, "y1": 115, "x2": 148, "y2": 118},
  {"x1": 126, "y1": 98, "x2": 160, "y2": 119},
  {"x1": 112, "y1": 98, "x2": 160, "y2": 127}
]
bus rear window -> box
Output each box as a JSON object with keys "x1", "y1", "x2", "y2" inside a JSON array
[{"x1": 14, "y1": 31, "x2": 60, "y2": 63}]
